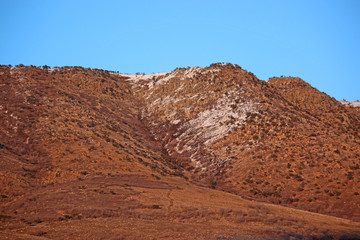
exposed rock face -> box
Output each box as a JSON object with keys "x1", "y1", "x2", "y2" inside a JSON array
[{"x1": 0, "y1": 63, "x2": 360, "y2": 238}]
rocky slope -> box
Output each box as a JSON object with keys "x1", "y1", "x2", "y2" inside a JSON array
[
  {"x1": 127, "y1": 63, "x2": 360, "y2": 221},
  {"x1": 0, "y1": 64, "x2": 359, "y2": 239}
]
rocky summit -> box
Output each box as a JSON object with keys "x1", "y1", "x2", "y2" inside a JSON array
[{"x1": 0, "y1": 64, "x2": 359, "y2": 239}]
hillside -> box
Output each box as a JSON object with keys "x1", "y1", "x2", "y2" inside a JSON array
[
  {"x1": 0, "y1": 64, "x2": 359, "y2": 239},
  {"x1": 129, "y1": 63, "x2": 360, "y2": 221}
]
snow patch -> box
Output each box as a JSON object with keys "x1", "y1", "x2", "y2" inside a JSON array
[
  {"x1": 119, "y1": 72, "x2": 168, "y2": 82},
  {"x1": 181, "y1": 98, "x2": 256, "y2": 146},
  {"x1": 135, "y1": 66, "x2": 223, "y2": 90},
  {"x1": 339, "y1": 100, "x2": 360, "y2": 107},
  {"x1": 170, "y1": 119, "x2": 181, "y2": 125}
]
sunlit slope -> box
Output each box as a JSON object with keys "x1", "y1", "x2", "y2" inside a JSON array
[{"x1": 0, "y1": 64, "x2": 359, "y2": 239}]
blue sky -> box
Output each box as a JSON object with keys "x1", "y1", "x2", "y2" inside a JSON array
[{"x1": 1, "y1": 0, "x2": 359, "y2": 100}]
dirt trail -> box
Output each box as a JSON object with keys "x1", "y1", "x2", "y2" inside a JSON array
[{"x1": 167, "y1": 189, "x2": 174, "y2": 213}]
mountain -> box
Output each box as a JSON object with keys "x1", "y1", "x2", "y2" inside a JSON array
[
  {"x1": 0, "y1": 64, "x2": 359, "y2": 239},
  {"x1": 130, "y1": 63, "x2": 360, "y2": 220}
]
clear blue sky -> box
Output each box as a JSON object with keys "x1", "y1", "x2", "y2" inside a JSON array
[{"x1": 1, "y1": 0, "x2": 359, "y2": 100}]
